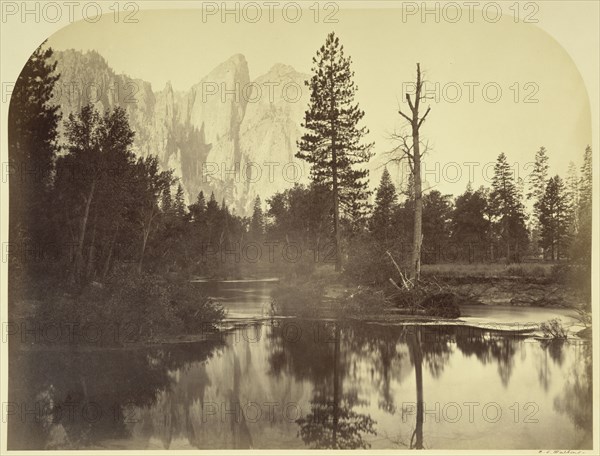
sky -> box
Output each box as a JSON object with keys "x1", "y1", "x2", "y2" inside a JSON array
[{"x1": 45, "y1": 4, "x2": 592, "y2": 196}]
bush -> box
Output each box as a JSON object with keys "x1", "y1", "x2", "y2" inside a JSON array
[
  {"x1": 33, "y1": 270, "x2": 225, "y2": 345},
  {"x1": 419, "y1": 292, "x2": 461, "y2": 318},
  {"x1": 540, "y1": 318, "x2": 568, "y2": 339},
  {"x1": 167, "y1": 281, "x2": 225, "y2": 332},
  {"x1": 389, "y1": 287, "x2": 461, "y2": 319}
]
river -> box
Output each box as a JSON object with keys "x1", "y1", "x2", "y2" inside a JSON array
[{"x1": 7, "y1": 280, "x2": 592, "y2": 450}]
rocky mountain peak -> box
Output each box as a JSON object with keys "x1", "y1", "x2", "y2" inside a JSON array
[{"x1": 50, "y1": 50, "x2": 307, "y2": 215}]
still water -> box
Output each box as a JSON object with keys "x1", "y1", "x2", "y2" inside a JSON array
[
  {"x1": 189, "y1": 278, "x2": 279, "y2": 320},
  {"x1": 7, "y1": 282, "x2": 593, "y2": 450}
]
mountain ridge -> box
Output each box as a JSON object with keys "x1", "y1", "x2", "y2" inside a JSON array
[{"x1": 50, "y1": 49, "x2": 310, "y2": 214}]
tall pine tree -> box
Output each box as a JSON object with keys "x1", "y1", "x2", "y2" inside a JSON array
[
  {"x1": 574, "y1": 146, "x2": 592, "y2": 264},
  {"x1": 490, "y1": 153, "x2": 529, "y2": 262},
  {"x1": 369, "y1": 167, "x2": 397, "y2": 243},
  {"x1": 205, "y1": 191, "x2": 220, "y2": 238},
  {"x1": 174, "y1": 183, "x2": 186, "y2": 219},
  {"x1": 189, "y1": 191, "x2": 207, "y2": 224},
  {"x1": 8, "y1": 42, "x2": 61, "y2": 245},
  {"x1": 297, "y1": 32, "x2": 373, "y2": 271},
  {"x1": 527, "y1": 147, "x2": 549, "y2": 199},
  {"x1": 249, "y1": 196, "x2": 264, "y2": 241},
  {"x1": 527, "y1": 146, "x2": 549, "y2": 227},
  {"x1": 537, "y1": 176, "x2": 569, "y2": 261},
  {"x1": 565, "y1": 161, "x2": 580, "y2": 236}
]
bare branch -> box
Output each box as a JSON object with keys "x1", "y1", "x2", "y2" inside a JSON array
[
  {"x1": 387, "y1": 249, "x2": 412, "y2": 290},
  {"x1": 384, "y1": 149, "x2": 413, "y2": 172},
  {"x1": 386, "y1": 250, "x2": 403, "y2": 277},
  {"x1": 421, "y1": 183, "x2": 438, "y2": 193},
  {"x1": 398, "y1": 109, "x2": 412, "y2": 124},
  {"x1": 417, "y1": 106, "x2": 431, "y2": 129},
  {"x1": 405, "y1": 93, "x2": 415, "y2": 114},
  {"x1": 389, "y1": 277, "x2": 404, "y2": 292}
]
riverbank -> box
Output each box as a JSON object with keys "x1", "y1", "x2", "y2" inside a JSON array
[
  {"x1": 268, "y1": 263, "x2": 591, "y2": 336},
  {"x1": 10, "y1": 262, "x2": 591, "y2": 348},
  {"x1": 9, "y1": 270, "x2": 226, "y2": 348}
]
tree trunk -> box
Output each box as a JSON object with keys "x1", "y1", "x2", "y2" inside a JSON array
[
  {"x1": 412, "y1": 141, "x2": 422, "y2": 282},
  {"x1": 408, "y1": 64, "x2": 427, "y2": 284},
  {"x1": 555, "y1": 214, "x2": 560, "y2": 261},
  {"x1": 102, "y1": 223, "x2": 119, "y2": 280},
  {"x1": 332, "y1": 139, "x2": 342, "y2": 272},
  {"x1": 331, "y1": 85, "x2": 342, "y2": 271},
  {"x1": 138, "y1": 207, "x2": 158, "y2": 274},
  {"x1": 506, "y1": 231, "x2": 511, "y2": 263},
  {"x1": 71, "y1": 180, "x2": 96, "y2": 283},
  {"x1": 138, "y1": 227, "x2": 150, "y2": 274}
]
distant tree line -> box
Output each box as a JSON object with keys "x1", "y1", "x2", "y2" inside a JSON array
[
  {"x1": 259, "y1": 142, "x2": 592, "y2": 279},
  {"x1": 365, "y1": 145, "x2": 592, "y2": 265}
]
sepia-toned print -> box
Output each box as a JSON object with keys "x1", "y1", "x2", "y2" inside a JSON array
[{"x1": 1, "y1": 2, "x2": 597, "y2": 453}]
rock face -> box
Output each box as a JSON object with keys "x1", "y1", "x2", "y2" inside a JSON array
[
  {"x1": 238, "y1": 63, "x2": 310, "y2": 212},
  {"x1": 50, "y1": 50, "x2": 309, "y2": 213}
]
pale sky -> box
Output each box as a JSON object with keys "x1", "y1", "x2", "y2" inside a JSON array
[{"x1": 45, "y1": 5, "x2": 592, "y2": 195}]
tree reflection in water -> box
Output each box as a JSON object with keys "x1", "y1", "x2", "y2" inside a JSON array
[
  {"x1": 268, "y1": 321, "x2": 525, "y2": 450},
  {"x1": 553, "y1": 341, "x2": 592, "y2": 435},
  {"x1": 270, "y1": 322, "x2": 534, "y2": 450},
  {"x1": 287, "y1": 323, "x2": 377, "y2": 449},
  {"x1": 9, "y1": 320, "x2": 593, "y2": 450},
  {"x1": 454, "y1": 326, "x2": 517, "y2": 387},
  {"x1": 408, "y1": 330, "x2": 424, "y2": 449},
  {"x1": 8, "y1": 339, "x2": 223, "y2": 450}
]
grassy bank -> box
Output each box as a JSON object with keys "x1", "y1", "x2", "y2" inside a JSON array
[{"x1": 420, "y1": 262, "x2": 554, "y2": 278}]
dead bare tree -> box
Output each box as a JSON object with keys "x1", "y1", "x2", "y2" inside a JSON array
[{"x1": 388, "y1": 63, "x2": 431, "y2": 285}]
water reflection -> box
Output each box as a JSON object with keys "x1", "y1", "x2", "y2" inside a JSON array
[
  {"x1": 294, "y1": 325, "x2": 376, "y2": 449},
  {"x1": 553, "y1": 342, "x2": 593, "y2": 433},
  {"x1": 8, "y1": 321, "x2": 592, "y2": 450},
  {"x1": 409, "y1": 330, "x2": 424, "y2": 449},
  {"x1": 8, "y1": 340, "x2": 223, "y2": 449},
  {"x1": 192, "y1": 279, "x2": 278, "y2": 319}
]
